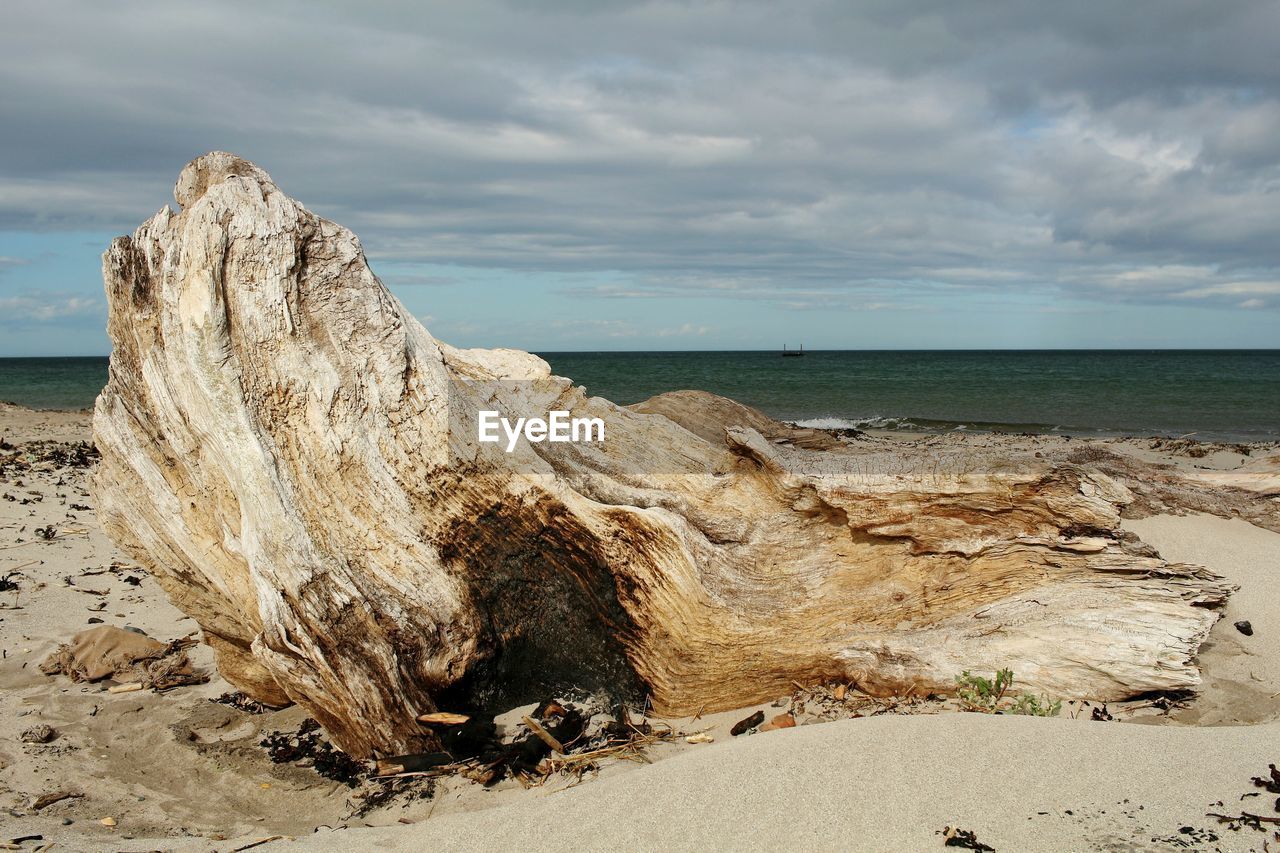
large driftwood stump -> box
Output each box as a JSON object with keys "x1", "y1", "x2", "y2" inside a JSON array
[{"x1": 94, "y1": 153, "x2": 1230, "y2": 757}]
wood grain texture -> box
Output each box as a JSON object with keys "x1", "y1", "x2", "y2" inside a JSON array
[{"x1": 93, "y1": 153, "x2": 1230, "y2": 756}]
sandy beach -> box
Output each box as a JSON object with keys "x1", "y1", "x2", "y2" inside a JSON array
[{"x1": 1, "y1": 402, "x2": 1276, "y2": 851}]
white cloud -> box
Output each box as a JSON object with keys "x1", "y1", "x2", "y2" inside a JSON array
[
  {"x1": 655, "y1": 323, "x2": 709, "y2": 337},
  {"x1": 0, "y1": 293, "x2": 103, "y2": 323}
]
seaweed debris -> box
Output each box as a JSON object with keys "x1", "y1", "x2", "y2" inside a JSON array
[
  {"x1": 0, "y1": 440, "x2": 99, "y2": 476},
  {"x1": 1203, "y1": 763, "x2": 1280, "y2": 836},
  {"x1": 940, "y1": 825, "x2": 995, "y2": 850},
  {"x1": 260, "y1": 719, "x2": 366, "y2": 787},
  {"x1": 262, "y1": 699, "x2": 679, "y2": 819},
  {"x1": 213, "y1": 691, "x2": 274, "y2": 715},
  {"x1": 347, "y1": 776, "x2": 435, "y2": 818},
  {"x1": 379, "y1": 699, "x2": 677, "y2": 790},
  {"x1": 730, "y1": 710, "x2": 764, "y2": 736}
]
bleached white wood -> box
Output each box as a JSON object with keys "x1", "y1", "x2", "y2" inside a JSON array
[{"x1": 94, "y1": 154, "x2": 1230, "y2": 756}]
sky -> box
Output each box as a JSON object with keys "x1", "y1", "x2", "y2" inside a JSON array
[{"x1": 1, "y1": 1, "x2": 1278, "y2": 355}]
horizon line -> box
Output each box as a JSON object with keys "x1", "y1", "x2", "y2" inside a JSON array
[{"x1": 3, "y1": 346, "x2": 1280, "y2": 358}]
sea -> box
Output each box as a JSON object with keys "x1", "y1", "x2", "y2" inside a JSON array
[{"x1": 1, "y1": 350, "x2": 1277, "y2": 442}]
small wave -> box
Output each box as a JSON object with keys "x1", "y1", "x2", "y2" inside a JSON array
[
  {"x1": 791, "y1": 414, "x2": 1101, "y2": 435},
  {"x1": 787, "y1": 413, "x2": 1277, "y2": 442},
  {"x1": 791, "y1": 416, "x2": 929, "y2": 431}
]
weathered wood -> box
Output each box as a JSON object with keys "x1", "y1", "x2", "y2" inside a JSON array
[
  {"x1": 374, "y1": 754, "x2": 454, "y2": 777},
  {"x1": 416, "y1": 712, "x2": 470, "y2": 725},
  {"x1": 521, "y1": 716, "x2": 565, "y2": 754},
  {"x1": 93, "y1": 152, "x2": 1231, "y2": 757}
]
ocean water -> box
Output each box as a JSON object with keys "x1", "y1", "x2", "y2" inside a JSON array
[
  {"x1": 0, "y1": 357, "x2": 111, "y2": 411},
  {"x1": 540, "y1": 350, "x2": 1280, "y2": 443},
  {"x1": 1, "y1": 351, "x2": 1277, "y2": 442}
]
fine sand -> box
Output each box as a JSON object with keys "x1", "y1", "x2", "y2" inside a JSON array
[
  {"x1": 302, "y1": 714, "x2": 1280, "y2": 852},
  {"x1": 1, "y1": 403, "x2": 1277, "y2": 851}
]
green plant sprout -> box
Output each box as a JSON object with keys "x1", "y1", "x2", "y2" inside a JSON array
[{"x1": 955, "y1": 668, "x2": 1062, "y2": 717}]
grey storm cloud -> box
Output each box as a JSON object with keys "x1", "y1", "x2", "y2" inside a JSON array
[{"x1": 2, "y1": 0, "x2": 1279, "y2": 309}]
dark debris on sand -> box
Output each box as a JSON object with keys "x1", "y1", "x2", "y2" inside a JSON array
[
  {"x1": 1202, "y1": 763, "x2": 1280, "y2": 836},
  {"x1": 0, "y1": 440, "x2": 99, "y2": 477},
  {"x1": 213, "y1": 691, "x2": 274, "y2": 715},
  {"x1": 729, "y1": 710, "x2": 764, "y2": 736},
  {"x1": 1253, "y1": 763, "x2": 1280, "y2": 796},
  {"x1": 940, "y1": 825, "x2": 995, "y2": 850},
  {"x1": 260, "y1": 719, "x2": 366, "y2": 788},
  {"x1": 346, "y1": 776, "x2": 435, "y2": 818},
  {"x1": 422, "y1": 698, "x2": 668, "y2": 788},
  {"x1": 1150, "y1": 825, "x2": 1220, "y2": 847},
  {"x1": 259, "y1": 697, "x2": 677, "y2": 819}
]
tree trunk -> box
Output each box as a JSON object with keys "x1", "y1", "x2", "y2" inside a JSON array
[{"x1": 93, "y1": 153, "x2": 1230, "y2": 757}]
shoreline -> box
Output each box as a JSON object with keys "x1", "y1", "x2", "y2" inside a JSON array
[
  {"x1": 5, "y1": 347, "x2": 1280, "y2": 446},
  {"x1": 2, "y1": 402, "x2": 1278, "y2": 850},
  {"x1": 6, "y1": 399, "x2": 1279, "y2": 447}
]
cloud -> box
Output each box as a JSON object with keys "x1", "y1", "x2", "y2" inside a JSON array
[
  {"x1": 545, "y1": 317, "x2": 710, "y2": 339},
  {"x1": 0, "y1": 0, "x2": 1277, "y2": 319},
  {"x1": 656, "y1": 323, "x2": 709, "y2": 337},
  {"x1": 1056, "y1": 264, "x2": 1280, "y2": 309},
  {"x1": 378, "y1": 272, "x2": 461, "y2": 288},
  {"x1": 0, "y1": 292, "x2": 103, "y2": 324},
  {"x1": 556, "y1": 275, "x2": 944, "y2": 312}
]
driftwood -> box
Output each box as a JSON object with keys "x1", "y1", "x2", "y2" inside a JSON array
[
  {"x1": 93, "y1": 152, "x2": 1231, "y2": 757},
  {"x1": 374, "y1": 753, "x2": 453, "y2": 777},
  {"x1": 416, "y1": 712, "x2": 470, "y2": 725},
  {"x1": 521, "y1": 716, "x2": 566, "y2": 754}
]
